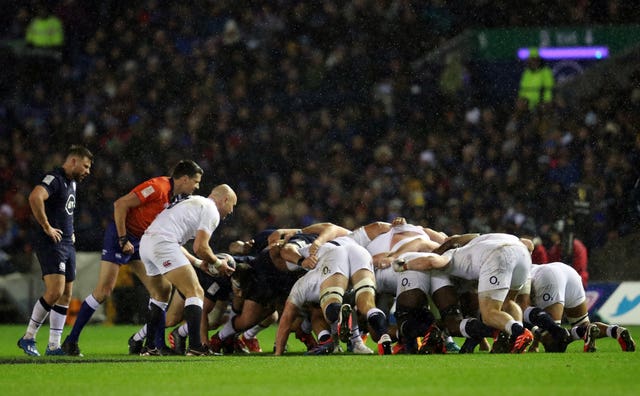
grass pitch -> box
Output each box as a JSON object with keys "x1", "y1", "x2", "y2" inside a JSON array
[{"x1": 1, "y1": 324, "x2": 638, "y2": 396}]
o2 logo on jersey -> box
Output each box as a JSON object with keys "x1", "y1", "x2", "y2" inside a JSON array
[
  {"x1": 65, "y1": 195, "x2": 76, "y2": 215},
  {"x1": 322, "y1": 265, "x2": 331, "y2": 275}
]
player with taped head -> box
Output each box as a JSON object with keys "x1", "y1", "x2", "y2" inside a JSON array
[{"x1": 519, "y1": 262, "x2": 635, "y2": 353}]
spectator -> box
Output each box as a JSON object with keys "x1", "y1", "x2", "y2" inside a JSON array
[
  {"x1": 518, "y1": 48, "x2": 554, "y2": 110},
  {"x1": 547, "y1": 220, "x2": 589, "y2": 288}
]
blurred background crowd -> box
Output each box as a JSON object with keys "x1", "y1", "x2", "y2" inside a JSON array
[{"x1": 1, "y1": 1, "x2": 639, "y2": 277}]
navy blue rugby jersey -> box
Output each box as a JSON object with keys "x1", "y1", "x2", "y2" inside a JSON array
[{"x1": 35, "y1": 167, "x2": 77, "y2": 243}]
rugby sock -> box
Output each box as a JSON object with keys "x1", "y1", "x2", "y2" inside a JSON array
[
  {"x1": 133, "y1": 325, "x2": 147, "y2": 342},
  {"x1": 219, "y1": 316, "x2": 237, "y2": 340},
  {"x1": 244, "y1": 324, "x2": 266, "y2": 339},
  {"x1": 460, "y1": 318, "x2": 494, "y2": 338},
  {"x1": 184, "y1": 297, "x2": 204, "y2": 348},
  {"x1": 607, "y1": 325, "x2": 619, "y2": 338},
  {"x1": 366, "y1": 308, "x2": 388, "y2": 337},
  {"x1": 317, "y1": 330, "x2": 331, "y2": 343},
  {"x1": 48, "y1": 304, "x2": 68, "y2": 349},
  {"x1": 67, "y1": 294, "x2": 100, "y2": 342},
  {"x1": 147, "y1": 300, "x2": 168, "y2": 349},
  {"x1": 177, "y1": 323, "x2": 188, "y2": 338},
  {"x1": 25, "y1": 297, "x2": 52, "y2": 339},
  {"x1": 506, "y1": 319, "x2": 525, "y2": 338},
  {"x1": 571, "y1": 324, "x2": 588, "y2": 340},
  {"x1": 524, "y1": 306, "x2": 566, "y2": 339}
]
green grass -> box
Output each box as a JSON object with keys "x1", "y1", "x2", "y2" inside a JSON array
[{"x1": 1, "y1": 324, "x2": 639, "y2": 396}]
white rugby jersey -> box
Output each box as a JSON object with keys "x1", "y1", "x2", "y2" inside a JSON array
[
  {"x1": 144, "y1": 195, "x2": 220, "y2": 245},
  {"x1": 446, "y1": 233, "x2": 523, "y2": 279},
  {"x1": 365, "y1": 223, "x2": 429, "y2": 255}
]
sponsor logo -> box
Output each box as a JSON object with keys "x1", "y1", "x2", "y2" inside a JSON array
[
  {"x1": 42, "y1": 175, "x2": 55, "y2": 185},
  {"x1": 141, "y1": 186, "x2": 155, "y2": 198},
  {"x1": 65, "y1": 195, "x2": 76, "y2": 215},
  {"x1": 489, "y1": 276, "x2": 499, "y2": 285}
]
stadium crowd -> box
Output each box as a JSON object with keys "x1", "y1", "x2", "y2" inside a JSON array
[{"x1": 1, "y1": 0, "x2": 640, "y2": 279}]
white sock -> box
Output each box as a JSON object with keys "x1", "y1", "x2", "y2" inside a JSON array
[
  {"x1": 85, "y1": 294, "x2": 101, "y2": 309},
  {"x1": 244, "y1": 324, "x2": 263, "y2": 339},
  {"x1": 25, "y1": 298, "x2": 51, "y2": 339},
  {"x1": 48, "y1": 305, "x2": 68, "y2": 349},
  {"x1": 178, "y1": 323, "x2": 189, "y2": 337},
  {"x1": 133, "y1": 325, "x2": 147, "y2": 342},
  {"x1": 219, "y1": 317, "x2": 236, "y2": 339}
]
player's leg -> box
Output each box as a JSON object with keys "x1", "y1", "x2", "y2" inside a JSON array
[{"x1": 163, "y1": 264, "x2": 207, "y2": 354}]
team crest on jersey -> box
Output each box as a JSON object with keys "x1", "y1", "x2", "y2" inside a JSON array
[
  {"x1": 59, "y1": 262, "x2": 66, "y2": 273},
  {"x1": 162, "y1": 260, "x2": 172, "y2": 268},
  {"x1": 65, "y1": 195, "x2": 76, "y2": 215}
]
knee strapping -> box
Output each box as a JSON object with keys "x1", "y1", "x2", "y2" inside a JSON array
[
  {"x1": 567, "y1": 313, "x2": 589, "y2": 327},
  {"x1": 320, "y1": 286, "x2": 344, "y2": 306},
  {"x1": 353, "y1": 278, "x2": 376, "y2": 300}
]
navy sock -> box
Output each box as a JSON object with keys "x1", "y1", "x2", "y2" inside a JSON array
[
  {"x1": 184, "y1": 304, "x2": 203, "y2": 349},
  {"x1": 67, "y1": 302, "x2": 96, "y2": 342}
]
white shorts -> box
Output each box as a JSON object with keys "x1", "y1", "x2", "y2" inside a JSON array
[
  {"x1": 140, "y1": 234, "x2": 190, "y2": 276},
  {"x1": 288, "y1": 268, "x2": 322, "y2": 308},
  {"x1": 530, "y1": 262, "x2": 586, "y2": 309},
  {"x1": 345, "y1": 244, "x2": 374, "y2": 277},
  {"x1": 396, "y1": 252, "x2": 453, "y2": 296},
  {"x1": 476, "y1": 244, "x2": 531, "y2": 300},
  {"x1": 316, "y1": 243, "x2": 350, "y2": 283},
  {"x1": 376, "y1": 266, "x2": 398, "y2": 295}
]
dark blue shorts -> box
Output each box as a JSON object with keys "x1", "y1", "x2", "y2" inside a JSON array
[
  {"x1": 197, "y1": 267, "x2": 232, "y2": 302},
  {"x1": 175, "y1": 267, "x2": 232, "y2": 302},
  {"x1": 34, "y1": 240, "x2": 76, "y2": 281},
  {"x1": 100, "y1": 221, "x2": 141, "y2": 265}
]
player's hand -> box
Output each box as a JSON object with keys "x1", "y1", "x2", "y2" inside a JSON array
[
  {"x1": 309, "y1": 240, "x2": 321, "y2": 256},
  {"x1": 373, "y1": 256, "x2": 393, "y2": 269},
  {"x1": 217, "y1": 261, "x2": 235, "y2": 277},
  {"x1": 121, "y1": 241, "x2": 134, "y2": 255},
  {"x1": 392, "y1": 259, "x2": 407, "y2": 272},
  {"x1": 44, "y1": 225, "x2": 63, "y2": 243},
  {"x1": 391, "y1": 217, "x2": 407, "y2": 226},
  {"x1": 301, "y1": 255, "x2": 318, "y2": 270}
]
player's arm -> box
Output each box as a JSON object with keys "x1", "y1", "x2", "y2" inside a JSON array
[
  {"x1": 193, "y1": 229, "x2": 234, "y2": 276},
  {"x1": 269, "y1": 228, "x2": 303, "y2": 246},
  {"x1": 423, "y1": 227, "x2": 448, "y2": 244},
  {"x1": 113, "y1": 191, "x2": 142, "y2": 254},
  {"x1": 301, "y1": 222, "x2": 350, "y2": 255},
  {"x1": 432, "y1": 233, "x2": 480, "y2": 255},
  {"x1": 29, "y1": 185, "x2": 62, "y2": 243},
  {"x1": 274, "y1": 299, "x2": 299, "y2": 356},
  {"x1": 181, "y1": 246, "x2": 208, "y2": 272},
  {"x1": 394, "y1": 254, "x2": 451, "y2": 272}
]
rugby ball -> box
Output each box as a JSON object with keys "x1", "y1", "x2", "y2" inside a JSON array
[{"x1": 208, "y1": 253, "x2": 236, "y2": 275}]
